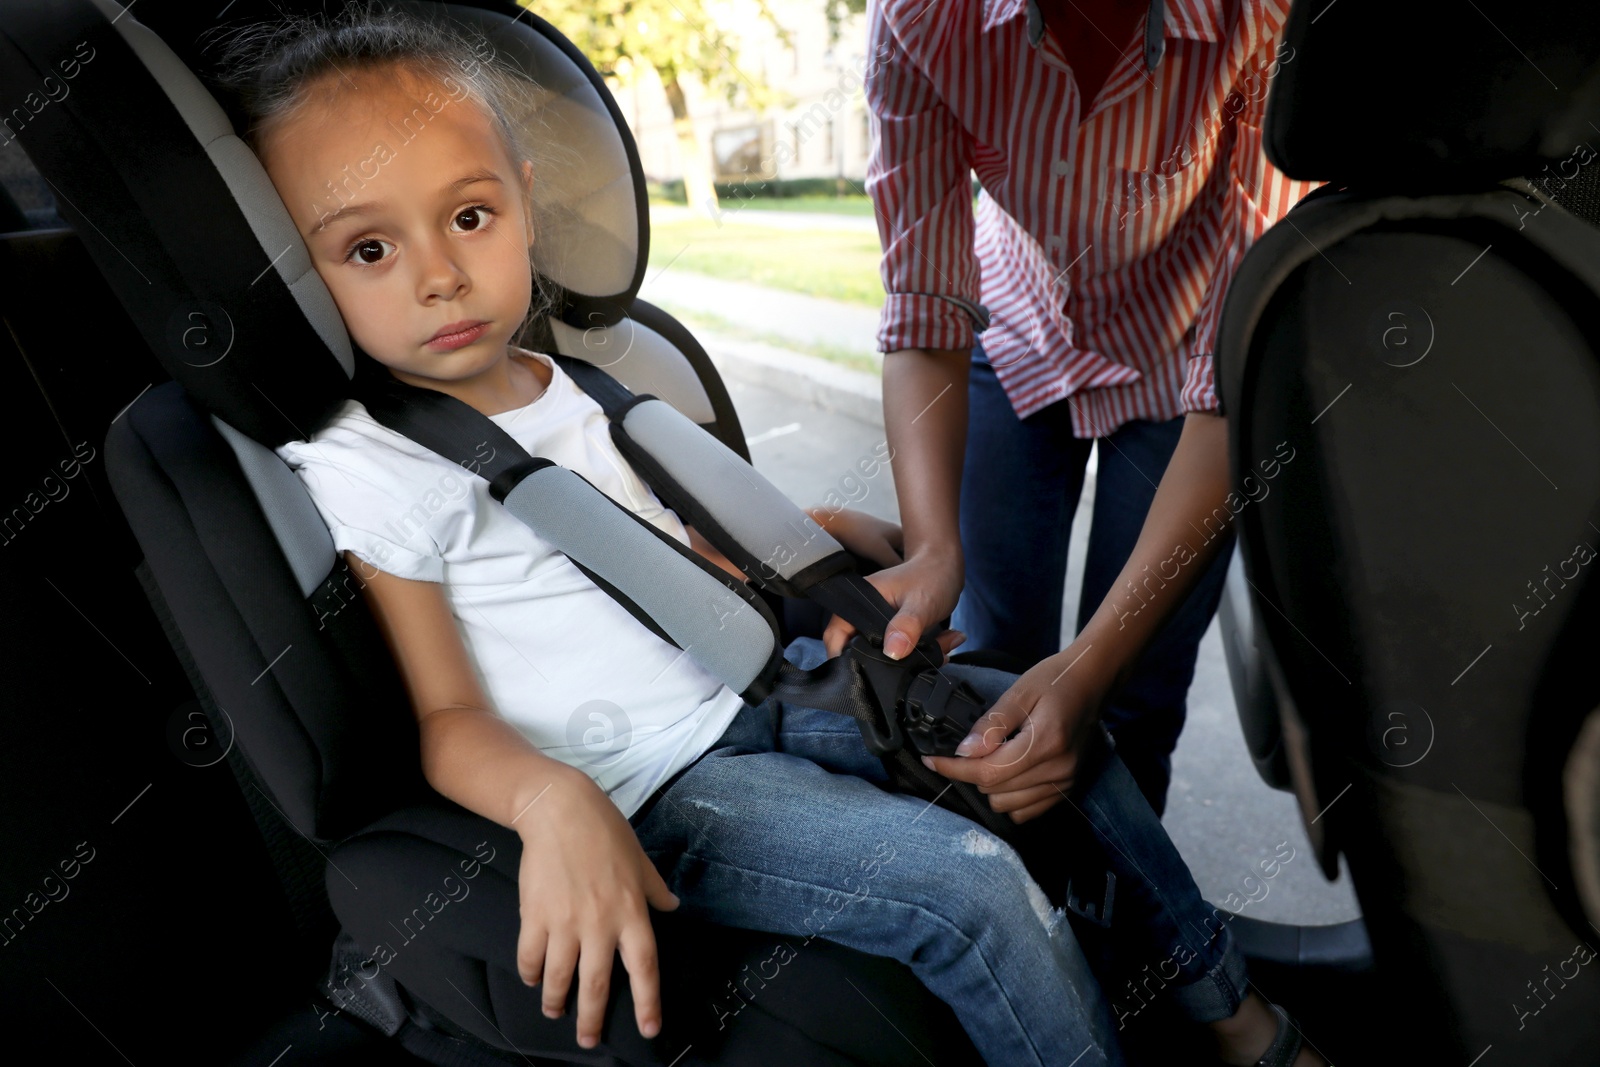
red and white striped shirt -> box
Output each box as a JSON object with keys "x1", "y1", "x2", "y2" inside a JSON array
[{"x1": 864, "y1": 0, "x2": 1321, "y2": 434}]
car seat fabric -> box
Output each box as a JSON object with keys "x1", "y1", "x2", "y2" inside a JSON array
[
  {"x1": 1216, "y1": 184, "x2": 1600, "y2": 1061},
  {"x1": 107, "y1": 381, "x2": 432, "y2": 845},
  {"x1": 1212, "y1": 2, "x2": 1600, "y2": 1058},
  {"x1": 11, "y1": 0, "x2": 992, "y2": 1061},
  {"x1": 324, "y1": 795, "x2": 987, "y2": 1067},
  {"x1": 1263, "y1": 0, "x2": 1600, "y2": 187},
  {"x1": 211, "y1": 415, "x2": 340, "y2": 599},
  {"x1": 0, "y1": 0, "x2": 356, "y2": 445}
]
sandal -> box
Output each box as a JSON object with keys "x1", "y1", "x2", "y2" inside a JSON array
[{"x1": 1251, "y1": 1002, "x2": 1305, "y2": 1066}]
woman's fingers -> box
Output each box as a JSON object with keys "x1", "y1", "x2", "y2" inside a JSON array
[
  {"x1": 986, "y1": 780, "x2": 1065, "y2": 815},
  {"x1": 827, "y1": 613, "x2": 962, "y2": 661},
  {"x1": 1007, "y1": 792, "x2": 1066, "y2": 824},
  {"x1": 975, "y1": 752, "x2": 1077, "y2": 794},
  {"x1": 882, "y1": 596, "x2": 931, "y2": 660}
]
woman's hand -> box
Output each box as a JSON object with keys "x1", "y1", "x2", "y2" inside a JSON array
[
  {"x1": 919, "y1": 637, "x2": 1112, "y2": 823},
  {"x1": 805, "y1": 508, "x2": 966, "y2": 661},
  {"x1": 922, "y1": 414, "x2": 1236, "y2": 823},
  {"x1": 515, "y1": 768, "x2": 680, "y2": 1049}
]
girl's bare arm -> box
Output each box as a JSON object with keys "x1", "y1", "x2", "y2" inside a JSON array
[
  {"x1": 350, "y1": 550, "x2": 581, "y2": 826},
  {"x1": 349, "y1": 551, "x2": 678, "y2": 1049},
  {"x1": 685, "y1": 525, "x2": 746, "y2": 581}
]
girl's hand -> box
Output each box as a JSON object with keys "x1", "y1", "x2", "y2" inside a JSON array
[
  {"x1": 686, "y1": 524, "x2": 748, "y2": 582},
  {"x1": 805, "y1": 505, "x2": 905, "y2": 570},
  {"x1": 515, "y1": 768, "x2": 680, "y2": 1050}
]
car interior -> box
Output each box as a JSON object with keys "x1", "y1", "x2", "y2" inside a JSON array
[{"x1": 1, "y1": 0, "x2": 1597, "y2": 1063}]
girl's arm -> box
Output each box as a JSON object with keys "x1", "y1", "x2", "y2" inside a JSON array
[
  {"x1": 350, "y1": 551, "x2": 678, "y2": 1049},
  {"x1": 685, "y1": 525, "x2": 745, "y2": 581}
]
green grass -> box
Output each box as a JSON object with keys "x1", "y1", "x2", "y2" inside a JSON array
[
  {"x1": 721, "y1": 195, "x2": 876, "y2": 217},
  {"x1": 648, "y1": 220, "x2": 885, "y2": 307},
  {"x1": 647, "y1": 194, "x2": 877, "y2": 217},
  {"x1": 654, "y1": 303, "x2": 884, "y2": 377}
]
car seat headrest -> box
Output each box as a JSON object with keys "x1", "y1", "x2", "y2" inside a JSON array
[
  {"x1": 1265, "y1": 0, "x2": 1600, "y2": 187},
  {"x1": 409, "y1": 2, "x2": 646, "y2": 321},
  {"x1": 0, "y1": 0, "x2": 646, "y2": 449}
]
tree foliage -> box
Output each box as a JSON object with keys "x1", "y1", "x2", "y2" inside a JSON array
[
  {"x1": 523, "y1": 0, "x2": 793, "y2": 215},
  {"x1": 824, "y1": 0, "x2": 866, "y2": 45},
  {"x1": 532, "y1": 0, "x2": 787, "y2": 110}
]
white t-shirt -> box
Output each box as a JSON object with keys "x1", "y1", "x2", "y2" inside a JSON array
[{"x1": 274, "y1": 349, "x2": 746, "y2": 820}]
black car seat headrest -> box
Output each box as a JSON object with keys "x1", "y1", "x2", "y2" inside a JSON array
[
  {"x1": 1265, "y1": 0, "x2": 1600, "y2": 187},
  {"x1": 0, "y1": 0, "x2": 659, "y2": 450}
]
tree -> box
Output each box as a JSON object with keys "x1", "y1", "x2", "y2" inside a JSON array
[
  {"x1": 823, "y1": 0, "x2": 866, "y2": 45},
  {"x1": 533, "y1": 0, "x2": 789, "y2": 217}
]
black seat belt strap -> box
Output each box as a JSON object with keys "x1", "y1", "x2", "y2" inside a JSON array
[{"x1": 551, "y1": 353, "x2": 640, "y2": 419}]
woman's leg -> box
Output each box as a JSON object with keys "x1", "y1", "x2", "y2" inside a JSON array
[
  {"x1": 951, "y1": 343, "x2": 1094, "y2": 665},
  {"x1": 633, "y1": 642, "x2": 1126, "y2": 1066}
]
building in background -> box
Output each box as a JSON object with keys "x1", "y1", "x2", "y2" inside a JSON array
[{"x1": 619, "y1": 0, "x2": 872, "y2": 196}]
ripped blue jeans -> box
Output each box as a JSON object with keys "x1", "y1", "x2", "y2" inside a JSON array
[{"x1": 628, "y1": 637, "x2": 1248, "y2": 1066}]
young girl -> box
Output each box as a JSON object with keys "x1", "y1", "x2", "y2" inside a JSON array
[{"x1": 215, "y1": 7, "x2": 1321, "y2": 1065}]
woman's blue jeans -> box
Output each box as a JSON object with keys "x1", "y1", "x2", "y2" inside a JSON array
[
  {"x1": 629, "y1": 637, "x2": 1248, "y2": 1067},
  {"x1": 950, "y1": 344, "x2": 1237, "y2": 815}
]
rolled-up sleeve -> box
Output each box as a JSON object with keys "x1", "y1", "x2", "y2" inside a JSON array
[
  {"x1": 864, "y1": 11, "x2": 981, "y2": 353},
  {"x1": 1179, "y1": 354, "x2": 1220, "y2": 415}
]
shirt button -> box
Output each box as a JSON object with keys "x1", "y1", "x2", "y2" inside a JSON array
[{"x1": 1054, "y1": 159, "x2": 1070, "y2": 177}]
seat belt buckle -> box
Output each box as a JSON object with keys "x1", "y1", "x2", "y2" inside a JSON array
[
  {"x1": 900, "y1": 669, "x2": 988, "y2": 758},
  {"x1": 840, "y1": 635, "x2": 990, "y2": 759}
]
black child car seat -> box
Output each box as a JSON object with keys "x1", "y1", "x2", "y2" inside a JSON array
[{"x1": 0, "y1": 0, "x2": 991, "y2": 1062}]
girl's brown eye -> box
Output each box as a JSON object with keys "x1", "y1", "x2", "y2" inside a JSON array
[
  {"x1": 457, "y1": 207, "x2": 483, "y2": 231},
  {"x1": 355, "y1": 240, "x2": 384, "y2": 264}
]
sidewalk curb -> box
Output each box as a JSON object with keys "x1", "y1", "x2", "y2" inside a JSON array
[{"x1": 696, "y1": 330, "x2": 884, "y2": 429}]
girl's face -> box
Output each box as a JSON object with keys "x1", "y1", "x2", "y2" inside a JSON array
[{"x1": 258, "y1": 66, "x2": 535, "y2": 393}]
